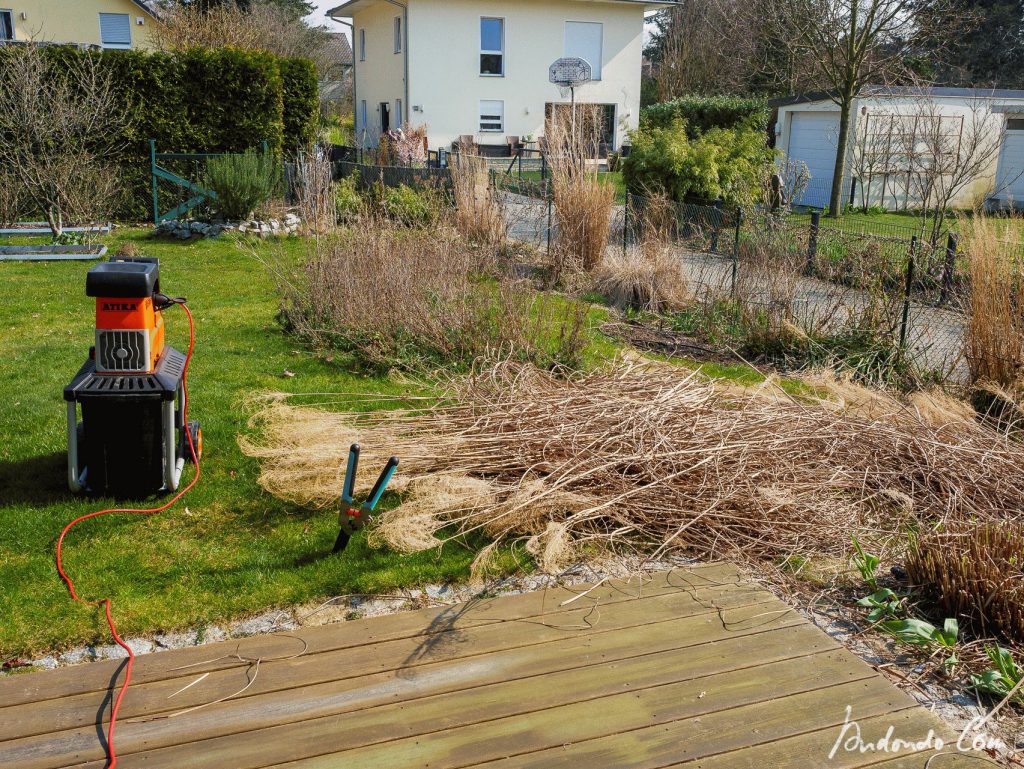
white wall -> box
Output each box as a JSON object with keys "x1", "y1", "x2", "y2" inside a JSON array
[
  {"x1": 352, "y1": 1, "x2": 407, "y2": 145},
  {"x1": 776, "y1": 94, "x2": 1023, "y2": 210},
  {"x1": 354, "y1": 0, "x2": 645, "y2": 151}
]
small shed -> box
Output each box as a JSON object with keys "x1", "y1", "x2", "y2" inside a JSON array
[{"x1": 770, "y1": 87, "x2": 1024, "y2": 211}]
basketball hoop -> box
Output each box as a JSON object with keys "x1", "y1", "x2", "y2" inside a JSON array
[{"x1": 549, "y1": 57, "x2": 593, "y2": 136}]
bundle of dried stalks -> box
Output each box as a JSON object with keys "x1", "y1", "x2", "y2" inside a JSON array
[
  {"x1": 965, "y1": 214, "x2": 1024, "y2": 387},
  {"x1": 907, "y1": 521, "x2": 1024, "y2": 643},
  {"x1": 243, "y1": 359, "x2": 1024, "y2": 569},
  {"x1": 294, "y1": 146, "x2": 335, "y2": 235},
  {"x1": 546, "y1": 115, "x2": 615, "y2": 278},
  {"x1": 450, "y1": 152, "x2": 505, "y2": 246}
]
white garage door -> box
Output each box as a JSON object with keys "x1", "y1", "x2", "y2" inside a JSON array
[
  {"x1": 786, "y1": 111, "x2": 841, "y2": 208},
  {"x1": 996, "y1": 129, "x2": 1024, "y2": 206}
]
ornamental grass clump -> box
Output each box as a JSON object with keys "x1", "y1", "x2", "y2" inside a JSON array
[{"x1": 906, "y1": 521, "x2": 1024, "y2": 644}]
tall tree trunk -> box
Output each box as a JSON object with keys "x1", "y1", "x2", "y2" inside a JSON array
[{"x1": 827, "y1": 95, "x2": 854, "y2": 218}]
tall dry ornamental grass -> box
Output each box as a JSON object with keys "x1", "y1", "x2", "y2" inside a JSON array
[
  {"x1": 964, "y1": 215, "x2": 1024, "y2": 388},
  {"x1": 450, "y1": 152, "x2": 505, "y2": 246},
  {"x1": 546, "y1": 114, "x2": 616, "y2": 278}
]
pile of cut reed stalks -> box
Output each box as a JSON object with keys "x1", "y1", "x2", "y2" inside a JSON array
[{"x1": 242, "y1": 359, "x2": 1024, "y2": 573}]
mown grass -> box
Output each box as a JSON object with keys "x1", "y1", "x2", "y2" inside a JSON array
[
  {"x1": 0, "y1": 229, "x2": 510, "y2": 657},
  {"x1": 0, "y1": 225, "x2": 794, "y2": 657}
]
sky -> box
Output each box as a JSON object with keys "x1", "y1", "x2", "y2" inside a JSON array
[
  {"x1": 304, "y1": 0, "x2": 346, "y2": 29},
  {"x1": 305, "y1": 2, "x2": 660, "y2": 42}
]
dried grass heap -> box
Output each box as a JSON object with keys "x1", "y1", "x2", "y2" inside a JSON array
[{"x1": 243, "y1": 360, "x2": 1024, "y2": 574}]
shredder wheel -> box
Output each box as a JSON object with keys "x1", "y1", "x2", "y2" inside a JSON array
[{"x1": 182, "y1": 420, "x2": 203, "y2": 463}]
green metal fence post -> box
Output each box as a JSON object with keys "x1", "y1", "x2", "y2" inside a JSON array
[
  {"x1": 899, "y1": 235, "x2": 918, "y2": 357},
  {"x1": 150, "y1": 139, "x2": 159, "y2": 225}
]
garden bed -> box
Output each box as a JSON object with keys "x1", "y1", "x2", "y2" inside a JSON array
[{"x1": 0, "y1": 244, "x2": 107, "y2": 261}]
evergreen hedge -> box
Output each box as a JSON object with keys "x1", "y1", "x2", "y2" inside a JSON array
[
  {"x1": 0, "y1": 45, "x2": 318, "y2": 221},
  {"x1": 641, "y1": 95, "x2": 771, "y2": 138}
]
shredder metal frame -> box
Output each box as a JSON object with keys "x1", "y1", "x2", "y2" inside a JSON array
[{"x1": 64, "y1": 347, "x2": 188, "y2": 494}]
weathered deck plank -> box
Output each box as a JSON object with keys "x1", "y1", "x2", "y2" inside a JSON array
[{"x1": 0, "y1": 564, "x2": 996, "y2": 769}]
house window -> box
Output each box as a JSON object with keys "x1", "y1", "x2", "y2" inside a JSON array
[
  {"x1": 480, "y1": 18, "x2": 503, "y2": 76},
  {"x1": 1008, "y1": 118, "x2": 1024, "y2": 130},
  {"x1": 480, "y1": 100, "x2": 504, "y2": 132},
  {"x1": 394, "y1": 16, "x2": 402, "y2": 53},
  {"x1": 360, "y1": 100, "x2": 368, "y2": 132},
  {"x1": 564, "y1": 21, "x2": 603, "y2": 80},
  {"x1": 0, "y1": 10, "x2": 14, "y2": 41},
  {"x1": 99, "y1": 13, "x2": 132, "y2": 49},
  {"x1": 359, "y1": 28, "x2": 365, "y2": 61},
  {"x1": 395, "y1": 99, "x2": 403, "y2": 127}
]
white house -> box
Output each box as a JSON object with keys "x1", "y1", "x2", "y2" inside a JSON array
[
  {"x1": 326, "y1": 0, "x2": 672, "y2": 154},
  {"x1": 771, "y1": 87, "x2": 1024, "y2": 211}
]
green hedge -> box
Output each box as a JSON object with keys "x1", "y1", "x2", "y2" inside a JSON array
[
  {"x1": 280, "y1": 57, "x2": 319, "y2": 151},
  {"x1": 641, "y1": 95, "x2": 770, "y2": 138},
  {"x1": 0, "y1": 45, "x2": 317, "y2": 221}
]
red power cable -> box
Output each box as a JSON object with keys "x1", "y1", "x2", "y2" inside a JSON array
[{"x1": 55, "y1": 302, "x2": 200, "y2": 769}]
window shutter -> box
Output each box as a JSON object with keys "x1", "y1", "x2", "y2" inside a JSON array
[{"x1": 99, "y1": 13, "x2": 131, "y2": 48}]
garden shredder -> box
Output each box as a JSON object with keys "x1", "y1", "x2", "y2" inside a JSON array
[{"x1": 63, "y1": 257, "x2": 202, "y2": 497}]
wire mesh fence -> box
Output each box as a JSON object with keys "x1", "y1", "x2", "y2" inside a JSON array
[{"x1": 491, "y1": 174, "x2": 978, "y2": 383}]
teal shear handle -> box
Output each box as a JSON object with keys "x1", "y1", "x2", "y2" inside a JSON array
[
  {"x1": 333, "y1": 451, "x2": 400, "y2": 554},
  {"x1": 341, "y1": 443, "x2": 360, "y2": 505},
  {"x1": 362, "y1": 456, "x2": 399, "y2": 514}
]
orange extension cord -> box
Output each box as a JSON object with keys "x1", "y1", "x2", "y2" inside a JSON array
[{"x1": 55, "y1": 302, "x2": 200, "y2": 769}]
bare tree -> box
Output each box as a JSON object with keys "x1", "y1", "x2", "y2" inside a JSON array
[
  {"x1": 0, "y1": 45, "x2": 132, "y2": 237},
  {"x1": 767, "y1": 0, "x2": 961, "y2": 217},
  {"x1": 648, "y1": 0, "x2": 817, "y2": 98},
  {"x1": 900, "y1": 92, "x2": 1011, "y2": 242},
  {"x1": 152, "y1": 1, "x2": 334, "y2": 75}
]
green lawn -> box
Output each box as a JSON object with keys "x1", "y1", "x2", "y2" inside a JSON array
[{"x1": 0, "y1": 229, "x2": 512, "y2": 657}]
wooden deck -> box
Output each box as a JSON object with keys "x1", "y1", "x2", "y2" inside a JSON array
[{"x1": 0, "y1": 563, "x2": 993, "y2": 769}]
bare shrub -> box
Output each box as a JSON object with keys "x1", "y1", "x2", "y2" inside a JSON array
[
  {"x1": 450, "y1": 152, "x2": 505, "y2": 247},
  {"x1": 294, "y1": 146, "x2": 336, "y2": 235},
  {"x1": 0, "y1": 45, "x2": 131, "y2": 237},
  {"x1": 389, "y1": 124, "x2": 429, "y2": 165},
  {"x1": 546, "y1": 115, "x2": 616, "y2": 280},
  {"x1": 0, "y1": 169, "x2": 27, "y2": 228},
  {"x1": 964, "y1": 215, "x2": 1024, "y2": 388},
  {"x1": 273, "y1": 224, "x2": 587, "y2": 372}
]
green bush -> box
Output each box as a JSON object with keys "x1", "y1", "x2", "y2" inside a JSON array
[
  {"x1": 204, "y1": 150, "x2": 282, "y2": 221},
  {"x1": 641, "y1": 95, "x2": 770, "y2": 138},
  {"x1": 377, "y1": 183, "x2": 443, "y2": 227},
  {"x1": 0, "y1": 45, "x2": 317, "y2": 221},
  {"x1": 335, "y1": 175, "x2": 363, "y2": 223},
  {"x1": 622, "y1": 118, "x2": 773, "y2": 207}
]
